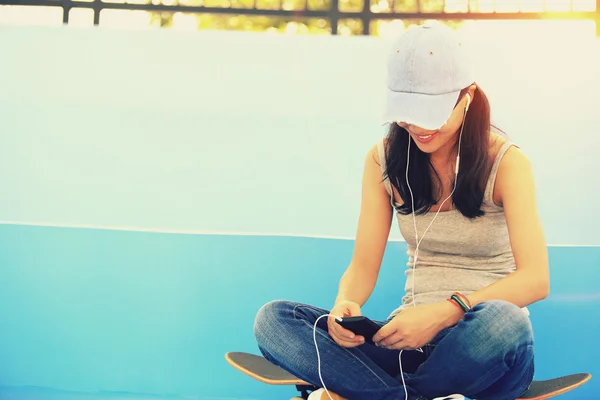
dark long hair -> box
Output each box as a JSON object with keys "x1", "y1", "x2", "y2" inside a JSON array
[{"x1": 383, "y1": 85, "x2": 494, "y2": 219}]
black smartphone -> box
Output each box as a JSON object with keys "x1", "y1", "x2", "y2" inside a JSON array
[{"x1": 335, "y1": 316, "x2": 381, "y2": 345}]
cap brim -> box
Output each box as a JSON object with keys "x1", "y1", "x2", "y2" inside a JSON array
[{"x1": 382, "y1": 90, "x2": 461, "y2": 131}]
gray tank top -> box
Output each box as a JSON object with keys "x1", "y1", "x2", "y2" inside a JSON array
[{"x1": 376, "y1": 138, "x2": 528, "y2": 318}]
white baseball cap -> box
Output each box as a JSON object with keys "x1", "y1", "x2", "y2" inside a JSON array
[{"x1": 383, "y1": 20, "x2": 476, "y2": 131}]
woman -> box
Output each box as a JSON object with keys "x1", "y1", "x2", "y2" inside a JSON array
[{"x1": 253, "y1": 21, "x2": 549, "y2": 400}]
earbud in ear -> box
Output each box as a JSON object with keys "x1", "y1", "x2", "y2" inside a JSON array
[{"x1": 465, "y1": 93, "x2": 471, "y2": 112}]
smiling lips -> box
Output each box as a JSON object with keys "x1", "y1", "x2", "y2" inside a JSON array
[{"x1": 412, "y1": 132, "x2": 438, "y2": 144}]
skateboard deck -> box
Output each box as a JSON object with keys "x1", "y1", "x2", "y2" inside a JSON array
[{"x1": 225, "y1": 352, "x2": 591, "y2": 400}]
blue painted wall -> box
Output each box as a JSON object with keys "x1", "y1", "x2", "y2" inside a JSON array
[
  {"x1": 0, "y1": 24, "x2": 598, "y2": 399},
  {"x1": 0, "y1": 226, "x2": 598, "y2": 399}
]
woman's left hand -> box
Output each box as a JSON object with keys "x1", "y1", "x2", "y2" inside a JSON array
[{"x1": 372, "y1": 302, "x2": 460, "y2": 350}]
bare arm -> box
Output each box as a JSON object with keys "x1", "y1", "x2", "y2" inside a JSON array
[
  {"x1": 334, "y1": 144, "x2": 394, "y2": 307},
  {"x1": 439, "y1": 146, "x2": 550, "y2": 328},
  {"x1": 463, "y1": 146, "x2": 550, "y2": 309}
]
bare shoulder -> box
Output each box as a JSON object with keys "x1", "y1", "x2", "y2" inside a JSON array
[
  {"x1": 488, "y1": 132, "x2": 533, "y2": 175},
  {"x1": 364, "y1": 141, "x2": 384, "y2": 180},
  {"x1": 366, "y1": 138, "x2": 401, "y2": 203},
  {"x1": 495, "y1": 134, "x2": 533, "y2": 177},
  {"x1": 369, "y1": 138, "x2": 387, "y2": 163},
  {"x1": 500, "y1": 145, "x2": 532, "y2": 170},
  {"x1": 366, "y1": 138, "x2": 389, "y2": 175},
  {"x1": 494, "y1": 142, "x2": 535, "y2": 206},
  {"x1": 368, "y1": 143, "x2": 380, "y2": 163}
]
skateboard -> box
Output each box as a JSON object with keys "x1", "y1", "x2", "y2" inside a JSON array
[{"x1": 225, "y1": 352, "x2": 591, "y2": 400}]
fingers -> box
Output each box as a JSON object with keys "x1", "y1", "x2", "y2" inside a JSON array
[
  {"x1": 326, "y1": 300, "x2": 369, "y2": 348},
  {"x1": 327, "y1": 317, "x2": 365, "y2": 348},
  {"x1": 373, "y1": 327, "x2": 408, "y2": 350},
  {"x1": 376, "y1": 334, "x2": 404, "y2": 350},
  {"x1": 334, "y1": 333, "x2": 365, "y2": 348},
  {"x1": 376, "y1": 334, "x2": 419, "y2": 351},
  {"x1": 372, "y1": 325, "x2": 395, "y2": 344},
  {"x1": 329, "y1": 320, "x2": 356, "y2": 341}
]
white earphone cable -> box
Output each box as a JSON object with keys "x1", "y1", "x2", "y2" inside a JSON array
[
  {"x1": 408, "y1": 104, "x2": 467, "y2": 308},
  {"x1": 314, "y1": 314, "x2": 337, "y2": 400},
  {"x1": 313, "y1": 98, "x2": 470, "y2": 400}
]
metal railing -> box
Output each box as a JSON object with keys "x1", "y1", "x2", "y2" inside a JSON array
[{"x1": 1, "y1": 0, "x2": 599, "y2": 35}]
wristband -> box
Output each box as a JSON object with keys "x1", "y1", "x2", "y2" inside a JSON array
[
  {"x1": 453, "y1": 291, "x2": 472, "y2": 309},
  {"x1": 446, "y1": 298, "x2": 464, "y2": 312},
  {"x1": 449, "y1": 294, "x2": 471, "y2": 313}
]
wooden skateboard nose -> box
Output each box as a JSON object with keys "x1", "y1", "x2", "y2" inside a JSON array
[
  {"x1": 226, "y1": 352, "x2": 310, "y2": 385},
  {"x1": 516, "y1": 373, "x2": 592, "y2": 400}
]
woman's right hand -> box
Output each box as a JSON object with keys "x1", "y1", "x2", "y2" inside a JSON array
[{"x1": 327, "y1": 300, "x2": 365, "y2": 348}]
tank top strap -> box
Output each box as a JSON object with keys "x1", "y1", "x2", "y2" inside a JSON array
[{"x1": 483, "y1": 140, "x2": 517, "y2": 207}]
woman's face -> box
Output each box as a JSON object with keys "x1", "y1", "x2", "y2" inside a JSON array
[{"x1": 397, "y1": 88, "x2": 474, "y2": 156}]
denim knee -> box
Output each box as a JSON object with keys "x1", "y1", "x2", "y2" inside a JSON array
[
  {"x1": 473, "y1": 300, "x2": 532, "y2": 339},
  {"x1": 465, "y1": 300, "x2": 534, "y2": 364},
  {"x1": 253, "y1": 300, "x2": 292, "y2": 348}
]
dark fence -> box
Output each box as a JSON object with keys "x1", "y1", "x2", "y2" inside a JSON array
[{"x1": 1, "y1": 0, "x2": 599, "y2": 35}]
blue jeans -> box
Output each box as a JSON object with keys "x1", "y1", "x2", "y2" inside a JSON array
[{"x1": 254, "y1": 300, "x2": 534, "y2": 400}]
